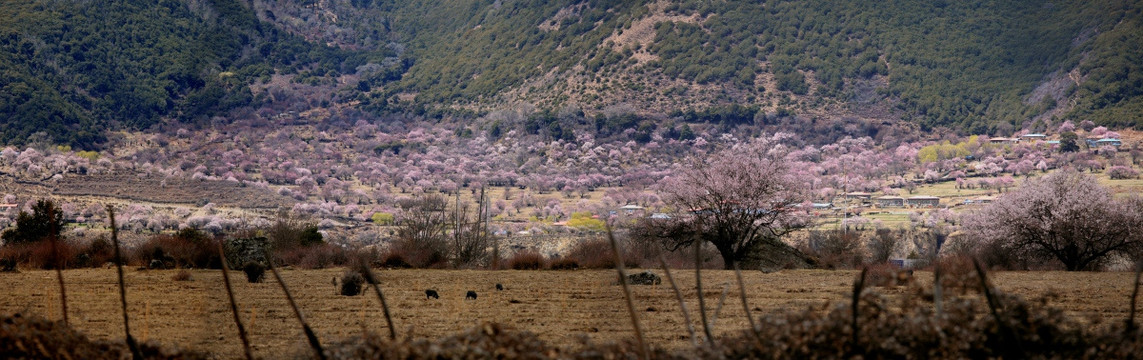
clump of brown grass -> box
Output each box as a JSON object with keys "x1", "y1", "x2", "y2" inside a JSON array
[
  {"x1": 325, "y1": 322, "x2": 674, "y2": 360},
  {"x1": 0, "y1": 312, "x2": 208, "y2": 359},
  {"x1": 171, "y1": 269, "x2": 193, "y2": 281},
  {"x1": 506, "y1": 250, "x2": 545, "y2": 270},
  {"x1": 276, "y1": 243, "x2": 353, "y2": 269},
  {"x1": 547, "y1": 257, "x2": 579, "y2": 270},
  {"x1": 565, "y1": 238, "x2": 640, "y2": 269},
  {"x1": 0, "y1": 241, "x2": 79, "y2": 270},
  {"x1": 374, "y1": 252, "x2": 412, "y2": 269}
]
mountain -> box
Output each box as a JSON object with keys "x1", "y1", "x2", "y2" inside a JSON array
[{"x1": 2, "y1": 0, "x2": 1141, "y2": 149}]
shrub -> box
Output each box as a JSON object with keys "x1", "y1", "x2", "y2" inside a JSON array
[
  {"x1": 375, "y1": 252, "x2": 412, "y2": 269},
  {"x1": 801, "y1": 230, "x2": 865, "y2": 269},
  {"x1": 242, "y1": 261, "x2": 265, "y2": 283},
  {"x1": 0, "y1": 241, "x2": 79, "y2": 270},
  {"x1": 565, "y1": 212, "x2": 605, "y2": 232},
  {"x1": 224, "y1": 237, "x2": 270, "y2": 269},
  {"x1": 507, "y1": 250, "x2": 545, "y2": 270},
  {"x1": 0, "y1": 257, "x2": 17, "y2": 272},
  {"x1": 371, "y1": 212, "x2": 395, "y2": 225},
  {"x1": 299, "y1": 226, "x2": 323, "y2": 247},
  {"x1": 266, "y1": 213, "x2": 321, "y2": 250},
  {"x1": 564, "y1": 238, "x2": 639, "y2": 269},
  {"x1": 0, "y1": 312, "x2": 206, "y2": 359},
  {"x1": 866, "y1": 228, "x2": 901, "y2": 264},
  {"x1": 388, "y1": 237, "x2": 448, "y2": 269},
  {"x1": 547, "y1": 257, "x2": 580, "y2": 270},
  {"x1": 340, "y1": 271, "x2": 365, "y2": 296},
  {"x1": 133, "y1": 228, "x2": 220, "y2": 269},
  {"x1": 172, "y1": 269, "x2": 193, "y2": 281},
  {"x1": 1108, "y1": 165, "x2": 1139, "y2": 179},
  {"x1": 81, "y1": 236, "x2": 115, "y2": 268},
  {"x1": 275, "y1": 243, "x2": 353, "y2": 269}
]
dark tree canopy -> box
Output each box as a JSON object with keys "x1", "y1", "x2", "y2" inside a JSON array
[
  {"x1": 1, "y1": 199, "x2": 66, "y2": 246},
  {"x1": 1059, "y1": 132, "x2": 1080, "y2": 152}
]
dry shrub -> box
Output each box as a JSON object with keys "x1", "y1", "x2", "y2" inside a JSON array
[
  {"x1": 801, "y1": 230, "x2": 865, "y2": 270},
  {"x1": 547, "y1": 257, "x2": 579, "y2": 270},
  {"x1": 275, "y1": 243, "x2": 353, "y2": 269},
  {"x1": 0, "y1": 258, "x2": 16, "y2": 272},
  {"x1": 716, "y1": 286, "x2": 1143, "y2": 359},
  {"x1": 171, "y1": 269, "x2": 193, "y2": 281},
  {"x1": 863, "y1": 263, "x2": 911, "y2": 288},
  {"x1": 0, "y1": 312, "x2": 207, "y2": 359},
  {"x1": 324, "y1": 286, "x2": 1143, "y2": 359},
  {"x1": 565, "y1": 238, "x2": 640, "y2": 269},
  {"x1": 866, "y1": 228, "x2": 902, "y2": 264},
  {"x1": 80, "y1": 236, "x2": 115, "y2": 268},
  {"x1": 325, "y1": 322, "x2": 670, "y2": 360},
  {"x1": 242, "y1": 261, "x2": 265, "y2": 283},
  {"x1": 375, "y1": 252, "x2": 412, "y2": 269},
  {"x1": 657, "y1": 244, "x2": 724, "y2": 269},
  {"x1": 387, "y1": 238, "x2": 448, "y2": 269},
  {"x1": 506, "y1": 250, "x2": 544, "y2": 270},
  {"x1": 0, "y1": 241, "x2": 79, "y2": 270},
  {"x1": 340, "y1": 271, "x2": 365, "y2": 296},
  {"x1": 934, "y1": 255, "x2": 980, "y2": 296},
  {"x1": 133, "y1": 229, "x2": 219, "y2": 269}
]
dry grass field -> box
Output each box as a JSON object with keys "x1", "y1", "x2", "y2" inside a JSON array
[{"x1": 0, "y1": 268, "x2": 1138, "y2": 359}]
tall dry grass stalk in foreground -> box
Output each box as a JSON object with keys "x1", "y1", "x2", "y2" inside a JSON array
[
  {"x1": 217, "y1": 242, "x2": 254, "y2": 360},
  {"x1": 1129, "y1": 262, "x2": 1143, "y2": 334},
  {"x1": 357, "y1": 262, "x2": 397, "y2": 340},
  {"x1": 107, "y1": 205, "x2": 143, "y2": 360},
  {"x1": 708, "y1": 283, "x2": 730, "y2": 330},
  {"x1": 851, "y1": 267, "x2": 867, "y2": 351},
  {"x1": 694, "y1": 241, "x2": 714, "y2": 345},
  {"x1": 733, "y1": 264, "x2": 760, "y2": 340},
  {"x1": 606, "y1": 224, "x2": 647, "y2": 360},
  {"x1": 659, "y1": 255, "x2": 698, "y2": 347},
  {"x1": 265, "y1": 253, "x2": 327, "y2": 360},
  {"x1": 974, "y1": 258, "x2": 1023, "y2": 356},
  {"x1": 934, "y1": 260, "x2": 944, "y2": 318},
  {"x1": 49, "y1": 205, "x2": 68, "y2": 327}
]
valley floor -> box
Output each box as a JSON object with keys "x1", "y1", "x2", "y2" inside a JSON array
[{"x1": 0, "y1": 268, "x2": 1134, "y2": 358}]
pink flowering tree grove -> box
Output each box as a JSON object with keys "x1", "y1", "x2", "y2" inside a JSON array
[{"x1": 962, "y1": 170, "x2": 1143, "y2": 271}]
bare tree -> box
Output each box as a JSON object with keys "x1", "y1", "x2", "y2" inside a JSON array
[
  {"x1": 653, "y1": 141, "x2": 813, "y2": 270},
  {"x1": 394, "y1": 195, "x2": 450, "y2": 267},
  {"x1": 450, "y1": 187, "x2": 491, "y2": 267},
  {"x1": 963, "y1": 170, "x2": 1143, "y2": 271},
  {"x1": 867, "y1": 228, "x2": 902, "y2": 264}
]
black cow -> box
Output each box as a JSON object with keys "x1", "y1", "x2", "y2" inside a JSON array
[
  {"x1": 466, "y1": 290, "x2": 478, "y2": 300},
  {"x1": 495, "y1": 283, "x2": 504, "y2": 291},
  {"x1": 425, "y1": 289, "x2": 440, "y2": 299}
]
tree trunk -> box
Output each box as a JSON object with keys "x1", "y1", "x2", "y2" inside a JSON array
[{"x1": 716, "y1": 243, "x2": 736, "y2": 270}]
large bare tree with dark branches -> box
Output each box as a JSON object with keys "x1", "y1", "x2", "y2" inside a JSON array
[{"x1": 648, "y1": 141, "x2": 814, "y2": 270}]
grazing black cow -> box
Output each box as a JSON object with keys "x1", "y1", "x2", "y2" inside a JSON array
[
  {"x1": 425, "y1": 289, "x2": 440, "y2": 299},
  {"x1": 466, "y1": 290, "x2": 478, "y2": 300},
  {"x1": 495, "y1": 283, "x2": 504, "y2": 291}
]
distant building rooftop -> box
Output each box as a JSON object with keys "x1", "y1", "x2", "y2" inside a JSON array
[{"x1": 908, "y1": 195, "x2": 940, "y2": 200}]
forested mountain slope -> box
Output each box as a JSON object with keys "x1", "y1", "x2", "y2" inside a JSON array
[
  {"x1": 0, "y1": 0, "x2": 391, "y2": 148},
  {"x1": 2, "y1": 0, "x2": 1141, "y2": 149}
]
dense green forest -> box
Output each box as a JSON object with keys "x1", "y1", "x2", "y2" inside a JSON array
[
  {"x1": 2, "y1": 0, "x2": 1141, "y2": 148},
  {"x1": 0, "y1": 0, "x2": 391, "y2": 148}
]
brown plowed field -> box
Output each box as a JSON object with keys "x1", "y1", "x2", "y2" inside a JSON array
[
  {"x1": 51, "y1": 173, "x2": 295, "y2": 209},
  {"x1": 0, "y1": 269, "x2": 1135, "y2": 359}
]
